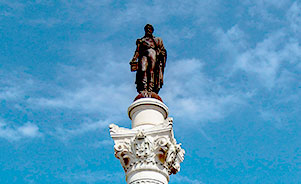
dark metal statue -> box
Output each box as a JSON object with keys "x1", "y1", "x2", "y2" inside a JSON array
[{"x1": 130, "y1": 24, "x2": 167, "y2": 96}]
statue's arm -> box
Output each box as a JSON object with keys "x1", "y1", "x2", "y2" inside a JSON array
[
  {"x1": 156, "y1": 37, "x2": 166, "y2": 56},
  {"x1": 131, "y1": 39, "x2": 141, "y2": 62}
]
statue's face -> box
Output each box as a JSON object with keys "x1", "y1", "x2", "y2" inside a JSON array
[{"x1": 145, "y1": 26, "x2": 153, "y2": 36}]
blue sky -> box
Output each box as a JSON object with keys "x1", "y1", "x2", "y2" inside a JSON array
[{"x1": 0, "y1": 0, "x2": 300, "y2": 183}]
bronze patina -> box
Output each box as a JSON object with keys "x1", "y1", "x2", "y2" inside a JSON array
[{"x1": 130, "y1": 24, "x2": 167, "y2": 99}]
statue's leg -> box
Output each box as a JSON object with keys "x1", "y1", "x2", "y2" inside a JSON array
[
  {"x1": 148, "y1": 49, "x2": 156, "y2": 92},
  {"x1": 140, "y1": 56, "x2": 148, "y2": 92}
]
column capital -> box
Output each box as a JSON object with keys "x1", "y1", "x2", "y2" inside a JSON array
[{"x1": 109, "y1": 118, "x2": 185, "y2": 184}]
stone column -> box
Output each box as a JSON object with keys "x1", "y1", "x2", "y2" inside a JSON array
[{"x1": 109, "y1": 98, "x2": 185, "y2": 184}]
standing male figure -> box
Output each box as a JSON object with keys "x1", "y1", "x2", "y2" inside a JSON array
[{"x1": 130, "y1": 24, "x2": 167, "y2": 94}]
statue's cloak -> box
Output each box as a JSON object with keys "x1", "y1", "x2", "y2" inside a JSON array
[{"x1": 153, "y1": 37, "x2": 167, "y2": 93}]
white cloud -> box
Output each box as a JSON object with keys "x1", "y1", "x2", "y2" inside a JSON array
[
  {"x1": 0, "y1": 121, "x2": 42, "y2": 141},
  {"x1": 245, "y1": 0, "x2": 289, "y2": 25},
  {"x1": 60, "y1": 170, "x2": 123, "y2": 183},
  {"x1": 235, "y1": 30, "x2": 301, "y2": 89},
  {"x1": 213, "y1": 5, "x2": 301, "y2": 129},
  {"x1": 26, "y1": 17, "x2": 61, "y2": 27},
  {"x1": 0, "y1": 85, "x2": 21, "y2": 100},
  {"x1": 216, "y1": 20, "x2": 301, "y2": 89},
  {"x1": 162, "y1": 59, "x2": 247, "y2": 124},
  {"x1": 215, "y1": 25, "x2": 248, "y2": 59},
  {"x1": 52, "y1": 120, "x2": 110, "y2": 141},
  {"x1": 24, "y1": 41, "x2": 135, "y2": 121},
  {"x1": 173, "y1": 175, "x2": 206, "y2": 184},
  {"x1": 108, "y1": 0, "x2": 220, "y2": 28},
  {"x1": 90, "y1": 139, "x2": 113, "y2": 148},
  {"x1": 0, "y1": 70, "x2": 41, "y2": 102},
  {"x1": 253, "y1": 0, "x2": 288, "y2": 9},
  {"x1": 259, "y1": 109, "x2": 291, "y2": 130},
  {"x1": 0, "y1": 0, "x2": 25, "y2": 18},
  {"x1": 17, "y1": 122, "x2": 42, "y2": 138},
  {"x1": 235, "y1": 32, "x2": 282, "y2": 88},
  {"x1": 0, "y1": 72, "x2": 28, "y2": 100},
  {"x1": 161, "y1": 27, "x2": 196, "y2": 46},
  {"x1": 31, "y1": 82, "x2": 132, "y2": 115},
  {"x1": 286, "y1": 1, "x2": 301, "y2": 35}
]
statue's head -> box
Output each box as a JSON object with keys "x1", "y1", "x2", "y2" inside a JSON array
[{"x1": 144, "y1": 24, "x2": 154, "y2": 35}]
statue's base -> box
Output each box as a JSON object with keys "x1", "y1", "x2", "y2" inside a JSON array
[
  {"x1": 128, "y1": 98, "x2": 168, "y2": 129},
  {"x1": 134, "y1": 91, "x2": 162, "y2": 102}
]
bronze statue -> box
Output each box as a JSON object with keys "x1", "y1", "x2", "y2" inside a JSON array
[{"x1": 130, "y1": 24, "x2": 167, "y2": 97}]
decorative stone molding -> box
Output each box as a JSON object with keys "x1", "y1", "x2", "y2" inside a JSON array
[
  {"x1": 129, "y1": 178, "x2": 164, "y2": 184},
  {"x1": 110, "y1": 118, "x2": 185, "y2": 183},
  {"x1": 110, "y1": 98, "x2": 184, "y2": 184}
]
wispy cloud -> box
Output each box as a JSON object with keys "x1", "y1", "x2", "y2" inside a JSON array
[
  {"x1": 51, "y1": 120, "x2": 109, "y2": 141},
  {"x1": 105, "y1": 0, "x2": 221, "y2": 29},
  {"x1": 0, "y1": 0, "x2": 25, "y2": 18},
  {"x1": 235, "y1": 30, "x2": 300, "y2": 89},
  {"x1": 235, "y1": 31, "x2": 283, "y2": 88},
  {"x1": 286, "y1": 1, "x2": 301, "y2": 35},
  {"x1": 26, "y1": 42, "x2": 135, "y2": 120},
  {"x1": 0, "y1": 120, "x2": 42, "y2": 141},
  {"x1": 212, "y1": 2, "x2": 301, "y2": 130},
  {"x1": 60, "y1": 170, "x2": 123, "y2": 184},
  {"x1": 173, "y1": 175, "x2": 206, "y2": 184},
  {"x1": 30, "y1": 82, "x2": 132, "y2": 116},
  {"x1": 243, "y1": 0, "x2": 290, "y2": 27},
  {"x1": 0, "y1": 71, "x2": 33, "y2": 101},
  {"x1": 216, "y1": 17, "x2": 301, "y2": 89},
  {"x1": 0, "y1": 84, "x2": 22, "y2": 100},
  {"x1": 162, "y1": 58, "x2": 247, "y2": 124},
  {"x1": 90, "y1": 139, "x2": 113, "y2": 148},
  {"x1": 259, "y1": 109, "x2": 290, "y2": 130},
  {"x1": 4, "y1": 0, "x2": 220, "y2": 38}
]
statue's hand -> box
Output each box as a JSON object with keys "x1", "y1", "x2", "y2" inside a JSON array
[
  {"x1": 130, "y1": 58, "x2": 137, "y2": 63},
  {"x1": 130, "y1": 59, "x2": 138, "y2": 72}
]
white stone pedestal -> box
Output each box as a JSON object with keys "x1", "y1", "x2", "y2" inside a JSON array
[{"x1": 110, "y1": 98, "x2": 185, "y2": 184}]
